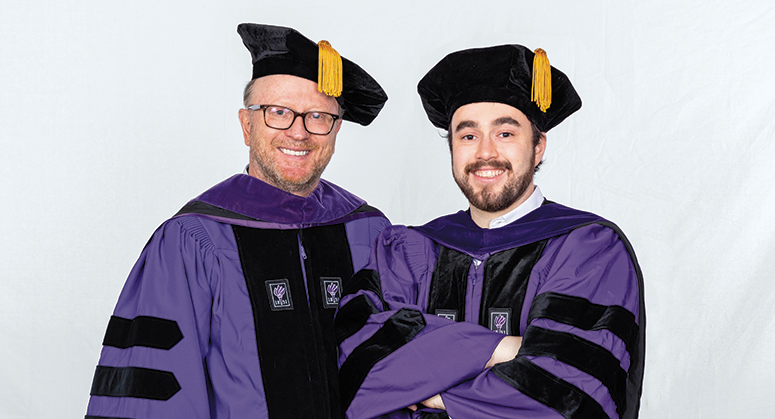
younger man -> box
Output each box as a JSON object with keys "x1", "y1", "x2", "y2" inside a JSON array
[{"x1": 336, "y1": 45, "x2": 645, "y2": 419}]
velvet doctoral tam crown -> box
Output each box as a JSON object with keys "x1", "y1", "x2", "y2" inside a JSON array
[
  {"x1": 417, "y1": 44, "x2": 581, "y2": 133},
  {"x1": 238, "y1": 23, "x2": 388, "y2": 126}
]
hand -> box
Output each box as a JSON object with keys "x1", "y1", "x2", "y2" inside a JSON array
[
  {"x1": 407, "y1": 394, "x2": 446, "y2": 411},
  {"x1": 485, "y1": 335, "x2": 522, "y2": 369}
]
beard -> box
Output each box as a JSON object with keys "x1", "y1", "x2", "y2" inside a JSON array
[
  {"x1": 453, "y1": 159, "x2": 534, "y2": 213},
  {"x1": 249, "y1": 135, "x2": 332, "y2": 195}
]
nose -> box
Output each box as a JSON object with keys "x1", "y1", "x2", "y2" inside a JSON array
[
  {"x1": 285, "y1": 114, "x2": 311, "y2": 140},
  {"x1": 475, "y1": 136, "x2": 498, "y2": 160}
]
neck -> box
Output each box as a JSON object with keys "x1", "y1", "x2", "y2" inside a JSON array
[
  {"x1": 469, "y1": 184, "x2": 535, "y2": 229},
  {"x1": 247, "y1": 164, "x2": 318, "y2": 197}
]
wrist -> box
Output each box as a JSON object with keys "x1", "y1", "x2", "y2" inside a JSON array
[{"x1": 485, "y1": 335, "x2": 522, "y2": 369}]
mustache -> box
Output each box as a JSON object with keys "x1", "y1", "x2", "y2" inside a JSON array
[
  {"x1": 464, "y1": 160, "x2": 512, "y2": 174},
  {"x1": 272, "y1": 139, "x2": 317, "y2": 150}
]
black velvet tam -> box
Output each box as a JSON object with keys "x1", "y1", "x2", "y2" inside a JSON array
[
  {"x1": 237, "y1": 23, "x2": 388, "y2": 126},
  {"x1": 417, "y1": 44, "x2": 581, "y2": 132}
]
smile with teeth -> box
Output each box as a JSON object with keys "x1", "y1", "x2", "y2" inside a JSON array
[
  {"x1": 473, "y1": 169, "x2": 505, "y2": 178},
  {"x1": 280, "y1": 147, "x2": 310, "y2": 156}
]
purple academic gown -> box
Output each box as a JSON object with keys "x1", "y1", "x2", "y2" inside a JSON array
[
  {"x1": 86, "y1": 174, "x2": 390, "y2": 419},
  {"x1": 336, "y1": 202, "x2": 644, "y2": 419}
]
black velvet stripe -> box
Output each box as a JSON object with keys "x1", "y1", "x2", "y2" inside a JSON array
[
  {"x1": 177, "y1": 201, "x2": 383, "y2": 221},
  {"x1": 420, "y1": 412, "x2": 449, "y2": 419},
  {"x1": 89, "y1": 366, "x2": 180, "y2": 401},
  {"x1": 85, "y1": 416, "x2": 133, "y2": 419},
  {"x1": 480, "y1": 239, "x2": 548, "y2": 332},
  {"x1": 528, "y1": 292, "x2": 638, "y2": 357},
  {"x1": 300, "y1": 225, "x2": 356, "y2": 419},
  {"x1": 175, "y1": 200, "x2": 259, "y2": 221},
  {"x1": 335, "y1": 294, "x2": 379, "y2": 345},
  {"x1": 339, "y1": 308, "x2": 426, "y2": 412},
  {"x1": 492, "y1": 357, "x2": 608, "y2": 419},
  {"x1": 520, "y1": 326, "x2": 627, "y2": 417},
  {"x1": 233, "y1": 227, "x2": 320, "y2": 418},
  {"x1": 352, "y1": 203, "x2": 382, "y2": 214},
  {"x1": 233, "y1": 224, "x2": 354, "y2": 419},
  {"x1": 102, "y1": 316, "x2": 183, "y2": 350},
  {"x1": 427, "y1": 246, "x2": 471, "y2": 322},
  {"x1": 343, "y1": 269, "x2": 388, "y2": 311}
]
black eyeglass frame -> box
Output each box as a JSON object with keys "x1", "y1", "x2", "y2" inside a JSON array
[{"x1": 247, "y1": 104, "x2": 341, "y2": 135}]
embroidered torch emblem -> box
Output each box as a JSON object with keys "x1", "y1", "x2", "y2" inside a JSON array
[
  {"x1": 265, "y1": 279, "x2": 293, "y2": 311},
  {"x1": 321, "y1": 277, "x2": 343, "y2": 308},
  {"x1": 327, "y1": 282, "x2": 338, "y2": 300},
  {"x1": 273, "y1": 285, "x2": 286, "y2": 305},
  {"x1": 488, "y1": 308, "x2": 511, "y2": 335}
]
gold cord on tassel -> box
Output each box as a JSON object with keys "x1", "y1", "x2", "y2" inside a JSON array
[
  {"x1": 317, "y1": 40, "x2": 343, "y2": 97},
  {"x1": 531, "y1": 48, "x2": 552, "y2": 112}
]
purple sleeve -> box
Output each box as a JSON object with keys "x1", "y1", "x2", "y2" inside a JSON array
[
  {"x1": 440, "y1": 224, "x2": 642, "y2": 419},
  {"x1": 85, "y1": 217, "x2": 218, "y2": 418},
  {"x1": 337, "y1": 226, "x2": 504, "y2": 419},
  {"x1": 345, "y1": 214, "x2": 391, "y2": 273}
]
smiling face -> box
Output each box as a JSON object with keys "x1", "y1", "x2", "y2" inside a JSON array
[
  {"x1": 238, "y1": 74, "x2": 342, "y2": 197},
  {"x1": 450, "y1": 102, "x2": 546, "y2": 222}
]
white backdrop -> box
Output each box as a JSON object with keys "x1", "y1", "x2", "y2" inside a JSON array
[{"x1": 2, "y1": 1, "x2": 774, "y2": 417}]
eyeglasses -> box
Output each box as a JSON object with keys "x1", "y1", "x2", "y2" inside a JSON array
[{"x1": 247, "y1": 104, "x2": 341, "y2": 135}]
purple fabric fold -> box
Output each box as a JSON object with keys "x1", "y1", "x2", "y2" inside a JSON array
[
  {"x1": 412, "y1": 203, "x2": 605, "y2": 259},
  {"x1": 193, "y1": 174, "x2": 367, "y2": 225}
]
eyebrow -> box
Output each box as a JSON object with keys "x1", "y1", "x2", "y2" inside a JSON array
[
  {"x1": 453, "y1": 119, "x2": 479, "y2": 133},
  {"x1": 492, "y1": 116, "x2": 521, "y2": 127},
  {"x1": 453, "y1": 116, "x2": 522, "y2": 133}
]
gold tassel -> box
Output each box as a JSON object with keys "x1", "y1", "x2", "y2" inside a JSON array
[
  {"x1": 317, "y1": 40, "x2": 343, "y2": 97},
  {"x1": 531, "y1": 48, "x2": 552, "y2": 112}
]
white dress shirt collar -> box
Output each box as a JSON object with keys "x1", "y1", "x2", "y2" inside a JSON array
[{"x1": 487, "y1": 185, "x2": 544, "y2": 229}]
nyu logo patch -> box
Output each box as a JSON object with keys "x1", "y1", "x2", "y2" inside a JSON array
[
  {"x1": 265, "y1": 279, "x2": 293, "y2": 311},
  {"x1": 488, "y1": 308, "x2": 511, "y2": 335},
  {"x1": 435, "y1": 309, "x2": 458, "y2": 321},
  {"x1": 321, "y1": 277, "x2": 342, "y2": 308}
]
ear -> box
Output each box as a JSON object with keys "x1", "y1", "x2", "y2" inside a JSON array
[
  {"x1": 238, "y1": 108, "x2": 252, "y2": 146},
  {"x1": 332, "y1": 118, "x2": 343, "y2": 136},
  {"x1": 534, "y1": 132, "x2": 547, "y2": 166}
]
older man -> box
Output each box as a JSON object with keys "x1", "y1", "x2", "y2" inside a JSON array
[
  {"x1": 86, "y1": 23, "x2": 388, "y2": 419},
  {"x1": 336, "y1": 45, "x2": 644, "y2": 418}
]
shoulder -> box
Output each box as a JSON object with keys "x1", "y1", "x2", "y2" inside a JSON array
[
  {"x1": 564, "y1": 222, "x2": 623, "y2": 244},
  {"x1": 542, "y1": 222, "x2": 641, "y2": 289},
  {"x1": 378, "y1": 224, "x2": 432, "y2": 245},
  {"x1": 154, "y1": 213, "x2": 236, "y2": 254},
  {"x1": 344, "y1": 211, "x2": 391, "y2": 243},
  {"x1": 317, "y1": 179, "x2": 368, "y2": 211},
  {"x1": 558, "y1": 221, "x2": 638, "y2": 263},
  {"x1": 532, "y1": 221, "x2": 642, "y2": 315},
  {"x1": 537, "y1": 201, "x2": 633, "y2": 253},
  {"x1": 375, "y1": 225, "x2": 438, "y2": 265},
  {"x1": 348, "y1": 202, "x2": 391, "y2": 227},
  {"x1": 369, "y1": 225, "x2": 438, "y2": 286},
  {"x1": 544, "y1": 222, "x2": 635, "y2": 271}
]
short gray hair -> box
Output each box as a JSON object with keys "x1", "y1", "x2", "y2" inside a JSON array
[
  {"x1": 243, "y1": 79, "x2": 258, "y2": 108},
  {"x1": 242, "y1": 78, "x2": 344, "y2": 117}
]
